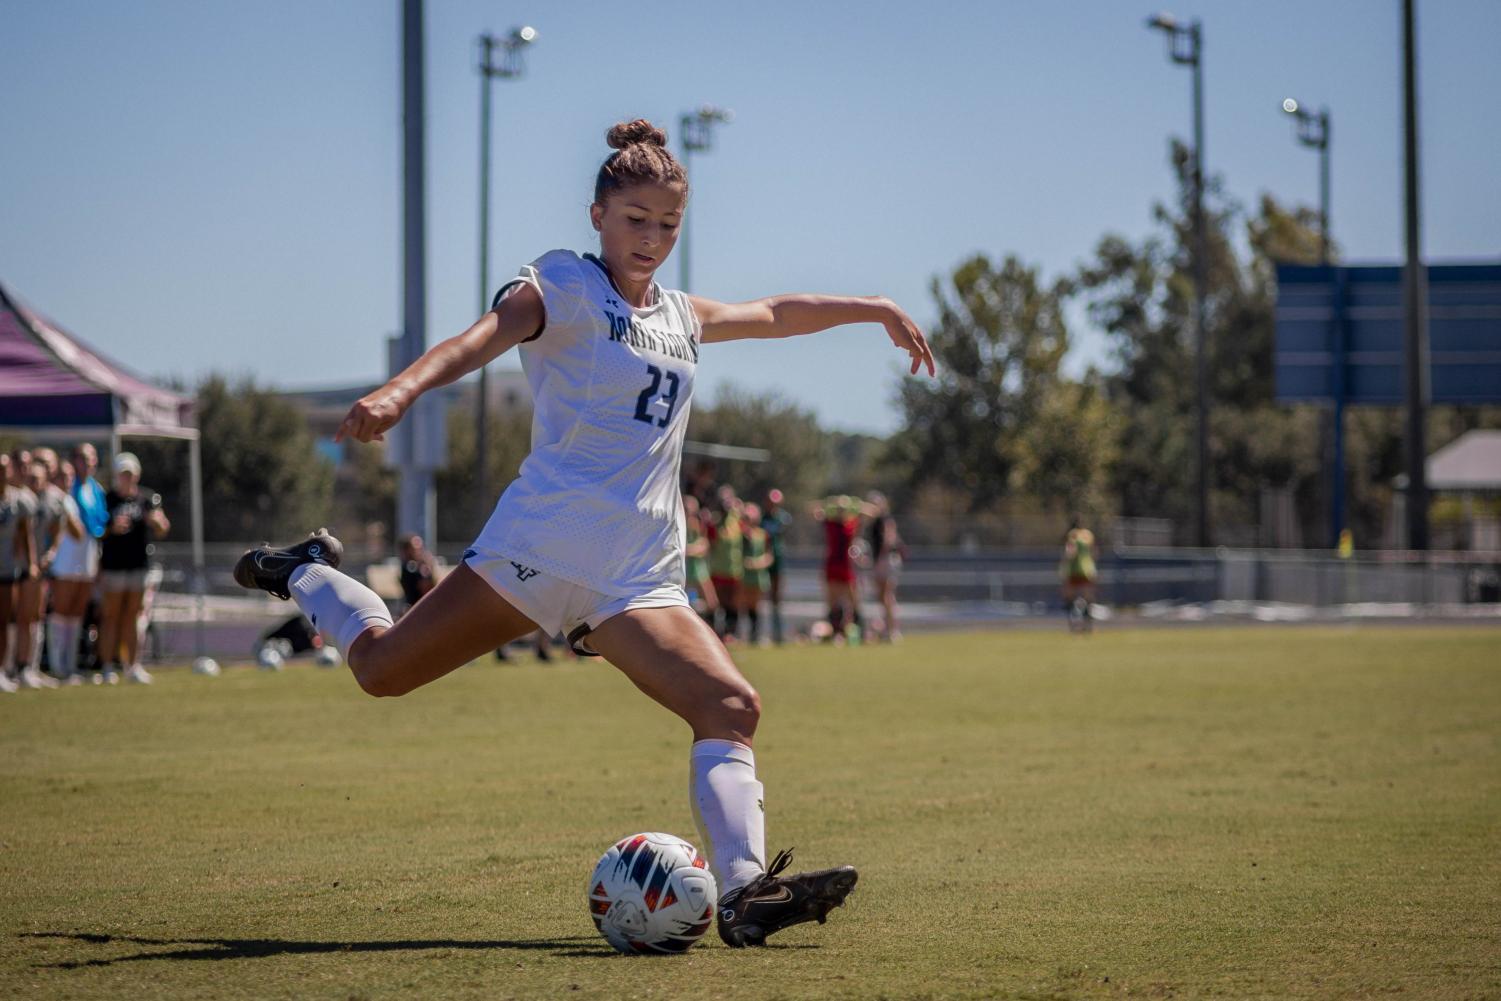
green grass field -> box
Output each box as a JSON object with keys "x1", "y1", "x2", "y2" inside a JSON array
[{"x1": 3, "y1": 625, "x2": 1499, "y2": 1000}]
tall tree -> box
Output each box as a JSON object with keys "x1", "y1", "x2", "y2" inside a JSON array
[
  {"x1": 685, "y1": 385, "x2": 827, "y2": 505},
  {"x1": 883, "y1": 254, "x2": 1074, "y2": 511},
  {"x1": 1076, "y1": 144, "x2": 1330, "y2": 543},
  {"x1": 435, "y1": 406, "x2": 533, "y2": 544},
  {"x1": 129, "y1": 375, "x2": 334, "y2": 542},
  {"x1": 1010, "y1": 377, "x2": 1119, "y2": 518}
]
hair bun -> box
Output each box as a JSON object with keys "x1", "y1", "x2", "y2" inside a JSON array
[{"x1": 607, "y1": 119, "x2": 667, "y2": 150}]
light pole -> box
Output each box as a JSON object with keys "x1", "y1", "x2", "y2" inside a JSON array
[
  {"x1": 1400, "y1": 0, "x2": 1429, "y2": 552},
  {"x1": 475, "y1": 25, "x2": 536, "y2": 511},
  {"x1": 1147, "y1": 12, "x2": 1211, "y2": 549},
  {"x1": 1281, "y1": 99, "x2": 1331, "y2": 263},
  {"x1": 677, "y1": 105, "x2": 733, "y2": 294},
  {"x1": 1282, "y1": 97, "x2": 1341, "y2": 547}
]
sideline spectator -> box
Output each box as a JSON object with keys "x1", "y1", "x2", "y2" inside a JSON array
[
  {"x1": 17, "y1": 456, "x2": 67, "y2": 687},
  {"x1": 70, "y1": 443, "x2": 110, "y2": 675},
  {"x1": 45, "y1": 458, "x2": 91, "y2": 684},
  {"x1": 684, "y1": 460, "x2": 717, "y2": 509},
  {"x1": 739, "y1": 503, "x2": 772, "y2": 645},
  {"x1": 70, "y1": 443, "x2": 109, "y2": 540},
  {"x1": 761, "y1": 489, "x2": 792, "y2": 645},
  {"x1": 813, "y1": 495, "x2": 871, "y2": 643},
  {"x1": 98, "y1": 452, "x2": 169, "y2": 684},
  {"x1": 1059, "y1": 514, "x2": 1098, "y2": 633},
  {"x1": 865, "y1": 491, "x2": 907, "y2": 642},
  {"x1": 398, "y1": 534, "x2": 437, "y2": 613},
  {"x1": 706, "y1": 486, "x2": 744, "y2": 642},
  {"x1": 682, "y1": 494, "x2": 718, "y2": 627},
  {"x1": 0, "y1": 453, "x2": 38, "y2": 693}
]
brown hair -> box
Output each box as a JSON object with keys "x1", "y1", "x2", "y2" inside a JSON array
[{"x1": 594, "y1": 119, "x2": 687, "y2": 204}]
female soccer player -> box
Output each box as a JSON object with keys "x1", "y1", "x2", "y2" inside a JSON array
[
  {"x1": 681, "y1": 494, "x2": 719, "y2": 625},
  {"x1": 865, "y1": 491, "x2": 907, "y2": 642},
  {"x1": 705, "y1": 487, "x2": 744, "y2": 642},
  {"x1": 98, "y1": 453, "x2": 170, "y2": 684},
  {"x1": 0, "y1": 452, "x2": 37, "y2": 693},
  {"x1": 46, "y1": 459, "x2": 93, "y2": 684},
  {"x1": 738, "y1": 502, "x2": 773, "y2": 645},
  {"x1": 1060, "y1": 514, "x2": 1098, "y2": 633},
  {"x1": 235, "y1": 119, "x2": 934, "y2": 948},
  {"x1": 813, "y1": 495, "x2": 869, "y2": 642}
]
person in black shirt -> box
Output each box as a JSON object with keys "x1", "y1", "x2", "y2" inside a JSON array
[
  {"x1": 97, "y1": 453, "x2": 169, "y2": 684},
  {"x1": 397, "y1": 534, "x2": 436, "y2": 612},
  {"x1": 865, "y1": 492, "x2": 906, "y2": 642}
]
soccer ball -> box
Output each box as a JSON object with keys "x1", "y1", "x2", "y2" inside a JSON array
[
  {"x1": 255, "y1": 645, "x2": 284, "y2": 671},
  {"x1": 587, "y1": 833, "x2": 718, "y2": 955},
  {"x1": 314, "y1": 645, "x2": 342, "y2": 668}
]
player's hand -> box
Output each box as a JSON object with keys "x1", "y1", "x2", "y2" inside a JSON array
[
  {"x1": 335, "y1": 384, "x2": 410, "y2": 443},
  {"x1": 877, "y1": 299, "x2": 936, "y2": 376}
]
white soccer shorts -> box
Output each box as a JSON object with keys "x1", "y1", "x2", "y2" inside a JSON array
[{"x1": 463, "y1": 546, "x2": 689, "y2": 655}]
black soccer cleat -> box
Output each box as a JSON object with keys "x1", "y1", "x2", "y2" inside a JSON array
[
  {"x1": 716, "y1": 848, "x2": 858, "y2": 948},
  {"x1": 233, "y1": 529, "x2": 343, "y2": 600}
]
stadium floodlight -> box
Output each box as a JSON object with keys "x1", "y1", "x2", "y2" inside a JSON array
[
  {"x1": 682, "y1": 105, "x2": 734, "y2": 153},
  {"x1": 677, "y1": 105, "x2": 734, "y2": 292},
  {"x1": 1145, "y1": 11, "x2": 1210, "y2": 548},
  {"x1": 475, "y1": 25, "x2": 539, "y2": 506},
  {"x1": 1282, "y1": 97, "x2": 1330, "y2": 151},
  {"x1": 1147, "y1": 11, "x2": 1199, "y2": 66},
  {"x1": 476, "y1": 25, "x2": 537, "y2": 79},
  {"x1": 1282, "y1": 94, "x2": 1338, "y2": 546},
  {"x1": 1279, "y1": 97, "x2": 1331, "y2": 262}
]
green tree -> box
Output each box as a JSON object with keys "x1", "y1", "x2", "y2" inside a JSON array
[
  {"x1": 1010, "y1": 377, "x2": 1119, "y2": 518},
  {"x1": 883, "y1": 254, "x2": 1075, "y2": 511},
  {"x1": 435, "y1": 406, "x2": 533, "y2": 543},
  {"x1": 1075, "y1": 145, "x2": 1332, "y2": 542},
  {"x1": 685, "y1": 384, "x2": 827, "y2": 506},
  {"x1": 334, "y1": 439, "x2": 397, "y2": 542},
  {"x1": 130, "y1": 375, "x2": 334, "y2": 542},
  {"x1": 824, "y1": 430, "x2": 893, "y2": 498}
]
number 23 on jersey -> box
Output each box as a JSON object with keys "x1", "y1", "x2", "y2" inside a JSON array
[{"x1": 633, "y1": 364, "x2": 681, "y2": 428}]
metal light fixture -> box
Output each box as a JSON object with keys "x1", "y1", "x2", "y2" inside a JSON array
[
  {"x1": 677, "y1": 105, "x2": 734, "y2": 292},
  {"x1": 1145, "y1": 11, "x2": 1210, "y2": 548},
  {"x1": 474, "y1": 24, "x2": 538, "y2": 508}
]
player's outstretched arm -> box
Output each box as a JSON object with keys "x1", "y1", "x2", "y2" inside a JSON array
[
  {"x1": 691, "y1": 294, "x2": 936, "y2": 376},
  {"x1": 335, "y1": 284, "x2": 545, "y2": 443}
]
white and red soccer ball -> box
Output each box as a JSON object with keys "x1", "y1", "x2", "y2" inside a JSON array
[{"x1": 587, "y1": 833, "x2": 718, "y2": 955}]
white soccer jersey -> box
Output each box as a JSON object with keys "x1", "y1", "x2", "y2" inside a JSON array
[{"x1": 472, "y1": 249, "x2": 701, "y2": 597}]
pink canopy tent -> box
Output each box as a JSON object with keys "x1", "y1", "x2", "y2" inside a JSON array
[{"x1": 0, "y1": 280, "x2": 213, "y2": 668}]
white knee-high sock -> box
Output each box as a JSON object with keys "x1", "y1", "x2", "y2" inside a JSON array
[
  {"x1": 25, "y1": 622, "x2": 44, "y2": 671},
  {"x1": 690, "y1": 739, "x2": 767, "y2": 897},
  {"x1": 288, "y1": 564, "x2": 394, "y2": 652},
  {"x1": 45, "y1": 615, "x2": 62, "y2": 673},
  {"x1": 49, "y1": 616, "x2": 81, "y2": 676}
]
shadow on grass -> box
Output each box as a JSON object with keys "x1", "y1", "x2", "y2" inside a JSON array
[
  {"x1": 21, "y1": 931, "x2": 615, "y2": 967},
  {"x1": 547, "y1": 942, "x2": 818, "y2": 959}
]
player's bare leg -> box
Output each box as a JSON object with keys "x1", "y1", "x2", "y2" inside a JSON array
[
  {"x1": 96, "y1": 587, "x2": 130, "y2": 681},
  {"x1": 589, "y1": 605, "x2": 758, "y2": 742},
  {"x1": 235, "y1": 532, "x2": 537, "y2": 696},
  {"x1": 344, "y1": 564, "x2": 538, "y2": 695},
  {"x1": 0, "y1": 583, "x2": 16, "y2": 691}
]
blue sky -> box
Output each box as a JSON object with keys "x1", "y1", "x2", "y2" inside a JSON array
[{"x1": 4, "y1": 0, "x2": 1498, "y2": 434}]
